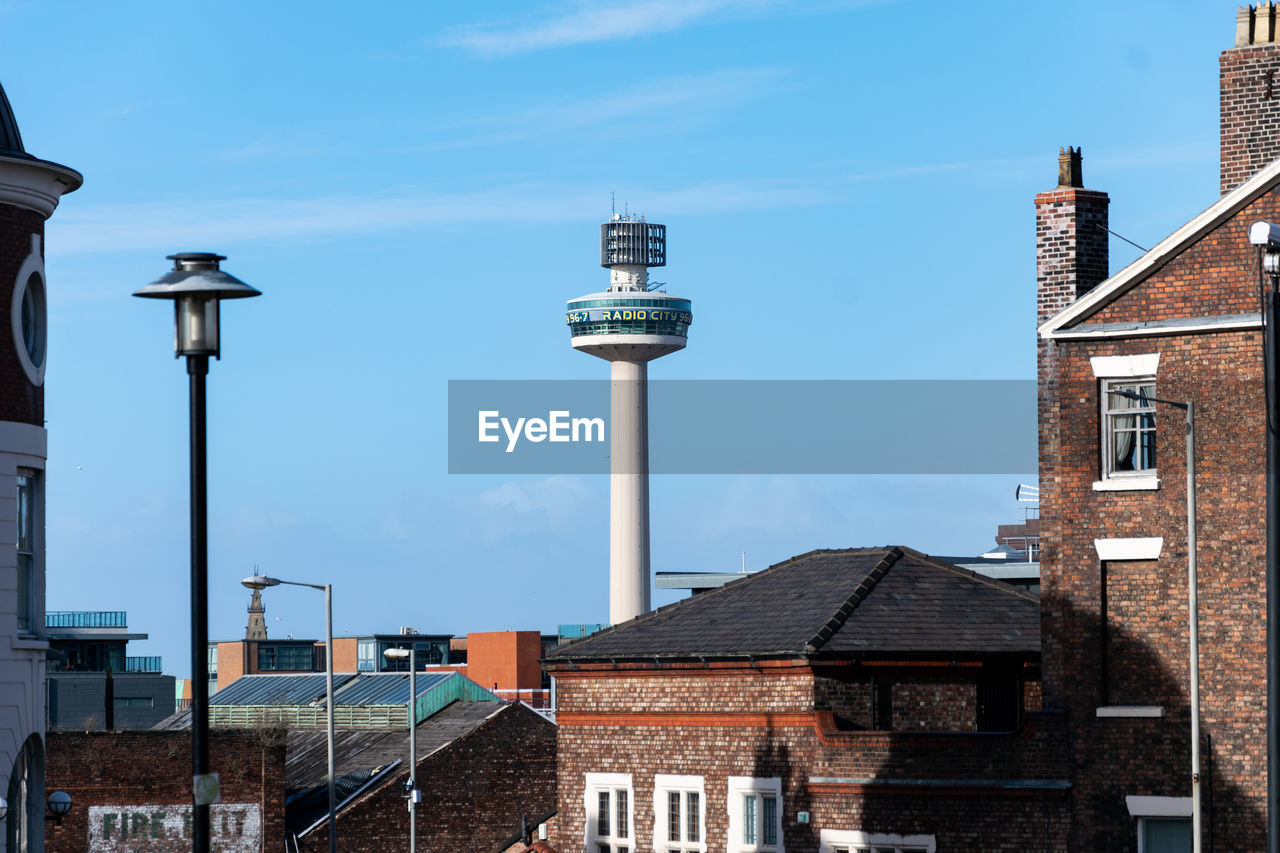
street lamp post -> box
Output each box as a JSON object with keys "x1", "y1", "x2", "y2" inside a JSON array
[
  {"x1": 242, "y1": 575, "x2": 335, "y2": 853},
  {"x1": 1110, "y1": 388, "x2": 1200, "y2": 852},
  {"x1": 135, "y1": 253, "x2": 260, "y2": 853},
  {"x1": 384, "y1": 646, "x2": 419, "y2": 853},
  {"x1": 1250, "y1": 220, "x2": 1280, "y2": 853}
]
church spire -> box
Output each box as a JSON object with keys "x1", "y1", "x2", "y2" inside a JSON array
[{"x1": 245, "y1": 587, "x2": 267, "y2": 640}]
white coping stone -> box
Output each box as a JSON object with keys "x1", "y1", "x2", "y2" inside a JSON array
[{"x1": 1094, "y1": 537, "x2": 1163, "y2": 561}]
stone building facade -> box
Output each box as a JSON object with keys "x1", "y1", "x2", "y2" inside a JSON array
[{"x1": 0, "y1": 82, "x2": 80, "y2": 853}]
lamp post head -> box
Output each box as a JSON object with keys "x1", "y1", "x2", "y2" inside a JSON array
[
  {"x1": 241, "y1": 575, "x2": 281, "y2": 591},
  {"x1": 383, "y1": 648, "x2": 410, "y2": 661},
  {"x1": 134, "y1": 253, "x2": 261, "y2": 358}
]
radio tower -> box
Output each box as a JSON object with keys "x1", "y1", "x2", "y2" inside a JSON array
[{"x1": 566, "y1": 214, "x2": 692, "y2": 625}]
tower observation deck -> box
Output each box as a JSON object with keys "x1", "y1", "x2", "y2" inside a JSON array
[
  {"x1": 567, "y1": 218, "x2": 691, "y2": 361},
  {"x1": 566, "y1": 215, "x2": 691, "y2": 625}
]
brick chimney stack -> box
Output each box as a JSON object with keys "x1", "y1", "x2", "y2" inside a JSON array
[
  {"x1": 1221, "y1": 3, "x2": 1280, "y2": 194},
  {"x1": 1035, "y1": 147, "x2": 1110, "y2": 327}
]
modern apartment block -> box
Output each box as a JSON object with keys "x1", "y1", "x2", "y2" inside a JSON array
[{"x1": 45, "y1": 611, "x2": 175, "y2": 731}]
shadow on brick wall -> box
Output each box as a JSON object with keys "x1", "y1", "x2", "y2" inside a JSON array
[{"x1": 1043, "y1": 593, "x2": 1265, "y2": 852}]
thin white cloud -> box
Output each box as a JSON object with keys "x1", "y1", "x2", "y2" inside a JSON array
[
  {"x1": 47, "y1": 178, "x2": 831, "y2": 255},
  {"x1": 438, "y1": 0, "x2": 779, "y2": 57},
  {"x1": 417, "y1": 67, "x2": 785, "y2": 150},
  {"x1": 826, "y1": 142, "x2": 1216, "y2": 185}
]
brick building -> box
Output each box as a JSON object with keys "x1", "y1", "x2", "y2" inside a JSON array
[
  {"x1": 292, "y1": 701, "x2": 556, "y2": 853},
  {"x1": 160, "y1": 670, "x2": 554, "y2": 850},
  {"x1": 1033, "y1": 5, "x2": 1280, "y2": 848},
  {"x1": 43, "y1": 729, "x2": 287, "y2": 853},
  {"x1": 543, "y1": 546, "x2": 1066, "y2": 852},
  {"x1": 0, "y1": 81, "x2": 80, "y2": 853}
]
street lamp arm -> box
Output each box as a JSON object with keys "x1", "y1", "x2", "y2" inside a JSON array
[
  {"x1": 1106, "y1": 386, "x2": 1200, "y2": 851},
  {"x1": 241, "y1": 575, "x2": 326, "y2": 593},
  {"x1": 239, "y1": 573, "x2": 336, "y2": 853},
  {"x1": 1105, "y1": 388, "x2": 1189, "y2": 410}
]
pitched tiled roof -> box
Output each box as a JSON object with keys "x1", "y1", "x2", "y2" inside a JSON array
[{"x1": 546, "y1": 547, "x2": 1038, "y2": 661}]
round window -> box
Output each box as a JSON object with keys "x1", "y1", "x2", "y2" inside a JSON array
[
  {"x1": 11, "y1": 266, "x2": 46, "y2": 386},
  {"x1": 19, "y1": 273, "x2": 44, "y2": 368}
]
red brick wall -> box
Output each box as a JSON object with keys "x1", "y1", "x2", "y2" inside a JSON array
[
  {"x1": 216, "y1": 641, "x2": 250, "y2": 691},
  {"x1": 44, "y1": 730, "x2": 286, "y2": 853},
  {"x1": 549, "y1": 665, "x2": 1067, "y2": 852},
  {"x1": 467, "y1": 631, "x2": 543, "y2": 691},
  {"x1": 0, "y1": 204, "x2": 43, "y2": 425},
  {"x1": 329, "y1": 636, "x2": 358, "y2": 673},
  {"x1": 1221, "y1": 36, "x2": 1280, "y2": 194},
  {"x1": 892, "y1": 679, "x2": 975, "y2": 732},
  {"x1": 557, "y1": 665, "x2": 815, "y2": 714},
  {"x1": 305, "y1": 702, "x2": 556, "y2": 853},
  {"x1": 1038, "y1": 179, "x2": 1272, "y2": 847},
  {"x1": 1034, "y1": 187, "x2": 1109, "y2": 327},
  {"x1": 1087, "y1": 200, "x2": 1274, "y2": 325}
]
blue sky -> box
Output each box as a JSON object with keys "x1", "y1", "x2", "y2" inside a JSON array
[{"x1": 0, "y1": 0, "x2": 1238, "y2": 677}]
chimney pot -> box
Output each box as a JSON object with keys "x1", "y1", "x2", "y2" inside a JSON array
[{"x1": 1057, "y1": 146, "x2": 1084, "y2": 188}]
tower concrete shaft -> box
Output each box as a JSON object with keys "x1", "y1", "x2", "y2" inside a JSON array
[
  {"x1": 567, "y1": 215, "x2": 691, "y2": 624},
  {"x1": 610, "y1": 360, "x2": 650, "y2": 623}
]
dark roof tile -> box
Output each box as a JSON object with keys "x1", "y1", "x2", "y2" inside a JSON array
[{"x1": 546, "y1": 547, "x2": 1038, "y2": 661}]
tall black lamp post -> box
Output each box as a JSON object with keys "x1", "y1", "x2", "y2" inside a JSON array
[
  {"x1": 1251, "y1": 220, "x2": 1280, "y2": 853},
  {"x1": 134, "y1": 253, "x2": 260, "y2": 853}
]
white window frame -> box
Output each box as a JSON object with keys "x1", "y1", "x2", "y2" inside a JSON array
[
  {"x1": 1100, "y1": 376, "x2": 1157, "y2": 478},
  {"x1": 727, "y1": 776, "x2": 783, "y2": 853},
  {"x1": 1126, "y1": 796, "x2": 1192, "y2": 853},
  {"x1": 653, "y1": 774, "x2": 706, "y2": 853},
  {"x1": 819, "y1": 829, "x2": 936, "y2": 853},
  {"x1": 10, "y1": 234, "x2": 47, "y2": 387},
  {"x1": 585, "y1": 772, "x2": 633, "y2": 853},
  {"x1": 1135, "y1": 817, "x2": 1191, "y2": 853},
  {"x1": 1091, "y1": 353, "x2": 1160, "y2": 491},
  {"x1": 15, "y1": 467, "x2": 38, "y2": 636}
]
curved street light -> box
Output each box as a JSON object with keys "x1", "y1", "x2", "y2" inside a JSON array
[
  {"x1": 384, "y1": 646, "x2": 420, "y2": 853},
  {"x1": 242, "y1": 575, "x2": 335, "y2": 853},
  {"x1": 1109, "y1": 388, "x2": 1200, "y2": 852}
]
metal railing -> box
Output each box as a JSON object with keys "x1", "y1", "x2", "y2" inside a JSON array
[
  {"x1": 125, "y1": 656, "x2": 163, "y2": 673},
  {"x1": 46, "y1": 611, "x2": 127, "y2": 628},
  {"x1": 210, "y1": 704, "x2": 405, "y2": 729}
]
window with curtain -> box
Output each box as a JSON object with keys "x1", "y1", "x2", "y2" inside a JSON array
[{"x1": 1102, "y1": 378, "x2": 1156, "y2": 479}]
